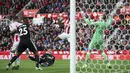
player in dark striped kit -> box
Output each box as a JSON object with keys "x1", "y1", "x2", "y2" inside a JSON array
[{"x1": 6, "y1": 17, "x2": 42, "y2": 70}]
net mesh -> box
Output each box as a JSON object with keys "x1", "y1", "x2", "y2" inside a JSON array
[{"x1": 76, "y1": 0, "x2": 130, "y2": 73}]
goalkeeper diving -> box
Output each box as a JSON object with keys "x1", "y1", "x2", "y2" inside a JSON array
[{"x1": 81, "y1": 1, "x2": 125, "y2": 68}]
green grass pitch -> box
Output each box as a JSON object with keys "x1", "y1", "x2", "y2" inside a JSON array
[
  {"x1": 0, "y1": 60, "x2": 70, "y2": 73},
  {"x1": 0, "y1": 60, "x2": 130, "y2": 73}
]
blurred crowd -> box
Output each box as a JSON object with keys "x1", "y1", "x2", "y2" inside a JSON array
[
  {"x1": 0, "y1": 17, "x2": 129, "y2": 52},
  {"x1": 30, "y1": 0, "x2": 70, "y2": 13},
  {"x1": 30, "y1": 18, "x2": 70, "y2": 51},
  {"x1": 0, "y1": 0, "x2": 70, "y2": 16},
  {"x1": 0, "y1": 0, "x2": 30, "y2": 16},
  {"x1": 0, "y1": 17, "x2": 70, "y2": 51},
  {"x1": 0, "y1": 0, "x2": 130, "y2": 51}
]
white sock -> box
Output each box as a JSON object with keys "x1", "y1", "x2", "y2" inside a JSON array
[
  {"x1": 17, "y1": 56, "x2": 20, "y2": 66},
  {"x1": 10, "y1": 52, "x2": 15, "y2": 67}
]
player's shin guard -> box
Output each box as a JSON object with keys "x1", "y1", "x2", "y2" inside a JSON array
[{"x1": 35, "y1": 55, "x2": 39, "y2": 67}]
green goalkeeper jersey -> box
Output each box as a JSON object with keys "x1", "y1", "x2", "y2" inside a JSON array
[{"x1": 84, "y1": 16, "x2": 113, "y2": 50}]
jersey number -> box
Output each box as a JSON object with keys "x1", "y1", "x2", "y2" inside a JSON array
[{"x1": 19, "y1": 27, "x2": 28, "y2": 36}]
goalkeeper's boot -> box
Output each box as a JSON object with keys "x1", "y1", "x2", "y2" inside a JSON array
[
  {"x1": 82, "y1": 61, "x2": 88, "y2": 68},
  {"x1": 35, "y1": 67, "x2": 42, "y2": 70},
  {"x1": 82, "y1": 60, "x2": 88, "y2": 68},
  {"x1": 106, "y1": 60, "x2": 112, "y2": 69},
  {"x1": 5, "y1": 65, "x2": 10, "y2": 70},
  {"x1": 82, "y1": 64, "x2": 88, "y2": 68}
]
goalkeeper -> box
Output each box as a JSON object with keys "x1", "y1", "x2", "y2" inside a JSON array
[{"x1": 81, "y1": 2, "x2": 124, "y2": 68}]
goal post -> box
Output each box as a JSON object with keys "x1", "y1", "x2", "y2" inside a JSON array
[
  {"x1": 70, "y1": 0, "x2": 76, "y2": 73},
  {"x1": 71, "y1": 0, "x2": 130, "y2": 73}
]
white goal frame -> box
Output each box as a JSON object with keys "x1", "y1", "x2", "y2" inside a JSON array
[{"x1": 70, "y1": 0, "x2": 76, "y2": 73}]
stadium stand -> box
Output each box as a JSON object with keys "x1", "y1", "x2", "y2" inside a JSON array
[
  {"x1": 0, "y1": 0, "x2": 30, "y2": 16},
  {"x1": 0, "y1": 0, "x2": 129, "y2": 52}
]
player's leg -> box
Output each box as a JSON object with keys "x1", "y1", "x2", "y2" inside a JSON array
[
  {"x1": 10, "y1": 40, "x2": 21, "y2": 70},
  {"x1": 85, "y1": 40, "x2": 95, "y2": 61},
  {"x1": 28, "y1": 40, "x2": 42, "y2": 70},
  {"x1": 6, "y1": 52, "x2": 22, "y2": 70},
  {"x1": 66, "y1": 34, "x2": 70, "y2": 42},
  {"x1": 6, "y1": 42, "x2": 25, "y2": 70},
  {"x1": 10, "y1": 42, "x2": 17, "y2": 68},
  {"x1": 26, "y1": 49, "x2": 36, "y2": 61},
  {"x1": 54, "y1": 36, "x2": 62, "y2": 42},
  {"x1": 10, "y1": 52, "x2": 16, "y2": 69},
  {"x1": 100, "y1": 50, "x2": 111, "y2": 68},
  {"x1": 82, "y1": 50, "x2": 91, "y2": 68},
  {"x1": 26, "y1": 49, "x2": 42, "y2": 64},
  {"x1": 82, "y1": 41, "x2": 94, "y2": 68},
  {"x1": 15, "y1": 56, "x2": 20, "y2": 69},
  {"x1": 96, "y1": 40, "x2": 108, "y2": 61},
  {"x1": 100, "y1": 43, "x2": 111, "y2": 68},
  {"x1": 54, "y1": 33, "x2": 66, "y2": 42},
  {"x1": 28, "y1": 56, "x2": 36, "y2": 61},
  {"x1": 15, "y1": 41, "x2": 21, "y2": 70},
  {"x1": 26, "y1": 48, "x2": 30, "y2": 57},
  {"x1": 32, "y1": 51, "x2": 42, "y2": 70}
]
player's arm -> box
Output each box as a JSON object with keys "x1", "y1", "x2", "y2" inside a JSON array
[
  {"x1": 30, "y1": 28, "x2": 39, "y2": 34},
  {"x1": 55, "y1": 19, "x2": 64, "y2": 28},
  {"x1": 84, "y1": 18, "x2": 102, "y2": 25},
  {"x1": 81, "y1": 11, "x2": 102, "y2": 25},
  {"x1": 105, "y1": 13, "x2": 114, "y2": 27},
  {"x1": 28, "y1": 24, "x2": 40, "y2": 35},
  {"x1": 106, "y1": 1, "x2": 124, "y2": 27},
  {"x1": 9, "y1": 25, "x2": 17, "y2": 35}
]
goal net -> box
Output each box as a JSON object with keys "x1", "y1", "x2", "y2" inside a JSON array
[{"x1": 75, "y1": 0, "x2": 130, "y2": 73}]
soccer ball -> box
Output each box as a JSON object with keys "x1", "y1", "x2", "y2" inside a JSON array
[{"x1": 116, "y1": 2, "x2": 123, "y2": 8}]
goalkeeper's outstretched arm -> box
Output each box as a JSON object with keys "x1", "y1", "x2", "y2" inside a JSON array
[
  {"x1": 106, "y1": 1, "x2": 125, "y2": 27},
  {"x1": 81, "y1": 0, "x2": 124, "y2": 27},
  {"x1": 80, "y1": 11, "x2": 102, "y2": 25}
]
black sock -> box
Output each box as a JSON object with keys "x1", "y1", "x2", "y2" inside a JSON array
[
  {"x1": 29, "y1": 56, "x2": 35, "y2": 61},
  {"x1": 35, "y1": 55, "x2": 39, "y2": 67},
  {"x1": 8, "y1": 56, "x2": 18, "y2": 66}
]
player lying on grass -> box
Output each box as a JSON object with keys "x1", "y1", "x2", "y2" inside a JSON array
[
  {"x1": 26, "y1": 49, "x2": 55, "y2": 67},
  {"x1": 81, "y1": 1, "x2": 124, "y2": 68}
]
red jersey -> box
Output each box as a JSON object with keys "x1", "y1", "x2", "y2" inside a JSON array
[
  {"x1": 9, "y1": 22, "x2": 22, "y2": 42},
  {"x1": 62, "y1": 19, "x2": 70, "y2": 34}
]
